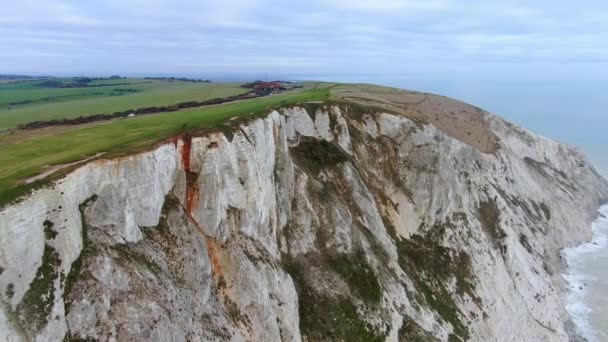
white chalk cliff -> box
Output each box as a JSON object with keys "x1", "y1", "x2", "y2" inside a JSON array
[{"x1": 1, "y1": 97, "x2": 607, "y2": 341}]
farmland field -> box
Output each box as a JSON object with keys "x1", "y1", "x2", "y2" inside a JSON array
[
  {"x1": 0, "y1": 78, "x2": 248, "y2": 130},
  {"x1": 0, "y1": 84, "x2": 332, "y2": 206}
]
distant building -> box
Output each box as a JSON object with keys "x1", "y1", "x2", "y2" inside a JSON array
[
  {"x1": 127, "y1": 113, "x2": 135, "y2": 117},
  {"x1": 254, "y1": 82, "x2": 283, "y2": 95}
]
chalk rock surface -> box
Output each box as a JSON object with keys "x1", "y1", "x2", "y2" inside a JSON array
[{"x1": 1, "y1": 99, "x2": 607, "y2": 341}]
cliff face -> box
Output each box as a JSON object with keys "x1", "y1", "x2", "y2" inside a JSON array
[{"x1": 1, "y1": 101, "x2": 607, "y2": 341}]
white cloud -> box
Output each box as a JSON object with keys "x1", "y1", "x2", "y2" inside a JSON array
[
  {"x1": 2, "y1": 0, "x2": 608, "y2": 75},
  {"x1": 0, "y1": 0, "x2": 101, "y2": 26}
]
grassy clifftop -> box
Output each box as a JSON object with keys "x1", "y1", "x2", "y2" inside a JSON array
[
  {"x1": 0, "y1": 81, "x2": 498, "y2": 208},
  {"x1": 0, "y1": 84, "x2": 331, "y2": 207}
]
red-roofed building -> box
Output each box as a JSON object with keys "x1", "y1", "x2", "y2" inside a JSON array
[{"x1": 254, "y1": 82, "x2": 283, "y2": 95}]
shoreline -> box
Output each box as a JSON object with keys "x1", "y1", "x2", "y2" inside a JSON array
[{"x1": 562, "y1": 204, "x2": 608, "y2": 342}]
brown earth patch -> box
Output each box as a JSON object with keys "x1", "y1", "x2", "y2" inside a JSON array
[
  {"x1": 205, "y1": 237, "x2": 223, "y2": 278},
  {"x1": 331, "y1": 84, "x2": 498, "y2": 153}
]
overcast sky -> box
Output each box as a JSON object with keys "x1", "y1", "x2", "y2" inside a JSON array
[{"x1": 2, "y1": 0, "x2": 608, "y2": 79}]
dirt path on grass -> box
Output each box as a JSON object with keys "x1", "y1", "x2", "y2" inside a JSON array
[{"x1": 25, "y1": 152, "x2": 106, "y2": 184}]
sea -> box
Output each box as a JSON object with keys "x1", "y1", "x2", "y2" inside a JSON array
[{"x1": 563, "y1": 205, "x2": 608, "y2": 341}]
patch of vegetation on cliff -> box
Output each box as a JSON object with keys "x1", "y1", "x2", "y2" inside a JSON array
[
  {"x1": 290, "y1": 137, "x2": 349, "y2": 175},
  {"x1": 492, "y1": 185, "x2": 551, "y2": 225},
  {"x1": 283, "y1": 259, "x2": 386, "y2": 342},
  {"x1": 524, "y1": 157, "x2": 568, "y2": 180},
  {"x1": 110, "y1": 243, "x2": 164, "y2": 276},
  {"x1": 328, "y1": 97, "x2": 423, "y2": 126},
  {"x1": 5, "y1": 283, "x2": 15, "y2": 299},
  {"x1": 63, "y1": 333, "x2": 99, "y2": 342},
  {"x1": 531, "y1": 200, "x2": 551, "y2": 221},
  {"x1": 398, "y1": 316, "x2": 438, "y2": 342},
  {"x1": 448, "y1": 334, "x2": 465, "y2": 342},
  {"x1": 63, "y1": 195, "x2": 97, "y2": 314},
  {"x1": 382, "y1": 215, "x2": 398, "y2": 241},
  {"x1": 156, "y1": 195, "x2": 181, "y2": 232},
  {"x1": 240, "y1": 235, "x2": 279, "y2": 269},
  {"x1": 298, "y1": 102, "x2": 327, "y2": 121},
  {"x1": 15, "y1": 243, "x2": 61, "y2": 333},
  {"x1": 477, "y1": 197, "x2": 507, "y2": 254},
  {"x1": 519, "y1": 234, "x2": 533, "y2": 254},
  {"x1": 395, "y1": 232, "x2": 475, "y2": 340},
  {"x1": 540, "y1": 202, "x2": 551, "y2": 220},
  {"x1": 12, "y1": 205, "x2": 73, "y2": 333},
  {"x1": 224, "y1": 296, "x2": 251, "y2": 328},
  {"x1": 43, "y1": 219, "x2": 58, "y2": 240},
  {"x1": 334, "y1": 100, "x2": 388, "y2": 123},
  {"x1": 329, "y1": 254, "x2": 382, "y2": 303}
]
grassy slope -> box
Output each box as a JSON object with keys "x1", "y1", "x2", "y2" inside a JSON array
[
  {"x1": 0, "y1": 79, "x2": 248, "y2": 130},
  {"x1": 0, "y1": 85, "x2": 331, "y2": 206}
]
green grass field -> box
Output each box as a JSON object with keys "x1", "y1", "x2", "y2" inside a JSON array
[
  {"x1": 0, "y1": 78, "x2": 248, "y2": 130},
  {"x1": 0, "y1": 85, "x2": 331, "y2": 206},
  {"x1": 0, "y1": 78, "x2": 47, "y2": 85}
]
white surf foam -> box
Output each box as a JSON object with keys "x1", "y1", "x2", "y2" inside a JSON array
[{"x1": 562, "y1": 205, "x2": 608, "y2": 342}]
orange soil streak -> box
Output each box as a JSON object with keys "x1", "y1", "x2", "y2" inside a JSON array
[
  {"x1": 179, "y1": 134, "x2": 200, "y2": 216},
  {"x1": 205, "y1": 237, "x2": 223, "y2": 277},
  {"x1": 185, "y1": 172, "x2": 199, "y2": 215},
  {"x1": 183, "y1": 209, "x2": 224, "y2": 285},
  {"x1": 180, "y1": 134, "x2": 192, "y2": 171},
  {"x1": 178, "y1": 134, "x2": 222, "y2": 282}
]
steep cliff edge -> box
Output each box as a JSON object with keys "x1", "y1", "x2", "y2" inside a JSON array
[{"x1": 1, "y1": 92, "x2": 607, "y2": 341}]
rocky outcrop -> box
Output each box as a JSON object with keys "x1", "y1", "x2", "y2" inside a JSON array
[{"x1": 1, "y1": 100, "x2": 607, "y2": 341}]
